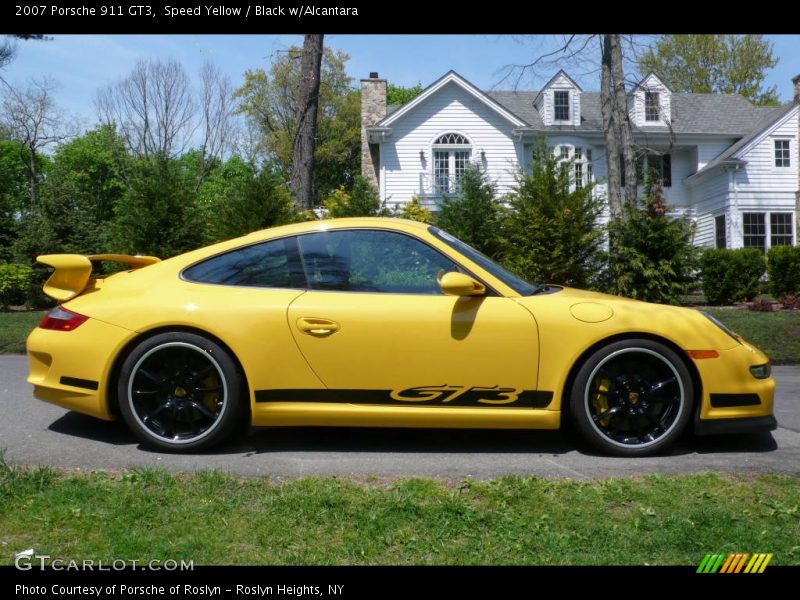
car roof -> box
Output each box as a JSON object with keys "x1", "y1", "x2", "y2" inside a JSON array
[{"x1": 241, "y1": 217, "x2": 431, "y2": 242}]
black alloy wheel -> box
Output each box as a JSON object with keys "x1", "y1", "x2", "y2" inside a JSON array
[
  {"x1": 570, "y1": 339, "x2": 693, "y2": 456},
  {"x1": 118, "y1": 332, "x2": 245, "y2": 452}
]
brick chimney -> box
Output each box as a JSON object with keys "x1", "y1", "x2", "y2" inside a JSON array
[
  {"x1": 361, "y1": 72, "x2": 387, "y2": 188},
  {"x1": 794, "y1": 74, "x2": 800, "y2": 104}
]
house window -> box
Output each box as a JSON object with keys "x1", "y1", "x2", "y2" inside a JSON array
[
  {"x1": 775, "y1": 139, "x2": 791, "y2": 167},
  {"x1": 645, "y1": 91, "x2": 660, "y2": 121},
  {"x1": 586, "y1": 149, "x2": 593, "y2": 183},
  {"x1": 715, "y1": 215, "x2": 726, "y2": 249},
  {"x1": 560, "y1": 146, "x2": 569, "y2": 159},
  {"x1": 770, "y1": 213, "x2": 794, "y2": 246},
  {"x1": 432, "y1": 133, "x2": 471, "y2": 194},
  {"x1": 743, "y1": 213, "x2": 766, "y2": 253},
  {"x1": 554, "y1": 90, "x2": 570, "y2": 121},
  {"x1": 575, "y1": 162, "x2": 584, "y2": 189},
  {"x1": 626, "y1": 153, "x2": 672, "y2": 187}
]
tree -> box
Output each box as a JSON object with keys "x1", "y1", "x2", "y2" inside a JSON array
[
  {"x1": 96, "y1": 59, "x2": 195, "y2": 160},
  {"x1": 17, "y1": 126, "x2": 128, "y2": 258},
  {"x1": 638, "y1": 35, "x2": 780, "y2": 106},
  {"x1": 602, "y1": 182, "x2": 699, "y2": 304},
  {"x1": 1, "y1": 78, "x2": 75, "y2": 206},
  {"x1": 0, "y1": 139, "x2": 30, "y2": 260},
  {"x1": 387, "y1": 82, "x2": 423, "y2": 105},
  {"x1": 106, "y1": 155, "x2": 205, "y2": 258},
  {"x1": 235, "y1": 44, "x2": 359, "y2": 205},
  {"x1": 196, "y1": 155, "x2": 294, "y2": 242},
  {"x1": 434, "y1": 163, "x2": 502, "y2": 257},
  {"x1": 290, "y1": 34, "x2": 324, "y2": 210},
  {"x1": 500, "y1": 143, "x2": 604, "y2": 287}
]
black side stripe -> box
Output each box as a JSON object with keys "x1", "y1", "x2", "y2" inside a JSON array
[
  {"x1": 60, "y1": 376, "x2": 99, "y2": 391},
  {"x1": 255, "y1": 389, "x2": 553, "y2": 408},
  {"x1": 709, "y1": 393, "x2": 761, "y2": 408}
]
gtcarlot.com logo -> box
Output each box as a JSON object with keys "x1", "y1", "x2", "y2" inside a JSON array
[
  {"x1": 697, "y1": 552, "x2": 773, "y2": 574},
  {"x1": 15, "y1": 549, "x2": 193, "y2": 571}
]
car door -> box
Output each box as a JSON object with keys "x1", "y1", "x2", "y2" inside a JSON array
[{"x1": 284, "y1": 227, "x2": 544, "y2": 410}]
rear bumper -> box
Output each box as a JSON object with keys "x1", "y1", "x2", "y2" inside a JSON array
[{"x1": 26, "y1": 317, "x2": 134, "y2": 420}]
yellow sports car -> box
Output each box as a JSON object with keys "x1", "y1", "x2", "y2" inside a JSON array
[{"x1": 26, "y1": 217, "x2": 776, "y2": 456}]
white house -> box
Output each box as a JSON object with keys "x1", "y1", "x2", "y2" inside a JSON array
[{"x1": 361, "y1": 70, "x2": 800, "y2": 250}]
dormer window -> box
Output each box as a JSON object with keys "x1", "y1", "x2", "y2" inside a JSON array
[
  {"x1": 554, "y1": 91, "x2": 570, "y2": 121},
  {"x1": 645, "y1": 91, "x2": 660, "y2": 122}
]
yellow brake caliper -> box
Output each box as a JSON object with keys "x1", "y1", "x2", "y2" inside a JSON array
[
  {"x1": 592, "y1": 377, "x2": 612, "y2": 427},
  {"x1": 201, "y1": 372, "x2": 221, "y2": 414}
]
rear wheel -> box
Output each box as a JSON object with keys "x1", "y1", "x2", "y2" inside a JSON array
[
  {"x1": 570, "y1": 339, "x2": 693, "y2": 456},
  {"x1": 117, "y1": 332, "x2": 245, "y2": 452}
]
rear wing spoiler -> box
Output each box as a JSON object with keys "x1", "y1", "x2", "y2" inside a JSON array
[{"x1": 36, "y1": 254, "x2": 161, "y2": 301}]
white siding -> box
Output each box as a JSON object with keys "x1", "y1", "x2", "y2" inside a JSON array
[
  {"x1": 731, "y1": 108, "x2": 799, "y2": 210},
  {"x1": 697, "y1": 141, "x2": 738, "y2": 172},
  {"x1": 381, "y1": 81, "x2": 521, "y2": 207},
  {"x1": 692, "y1": 171, "x2": 731, "y2": 247}
]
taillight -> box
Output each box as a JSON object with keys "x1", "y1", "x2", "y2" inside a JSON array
[{"x1": 39, "y1": 306, "x2": 88, "y2": 331}]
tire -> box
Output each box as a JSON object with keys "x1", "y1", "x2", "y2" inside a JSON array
[
  {"x1": 569, "y1": 338, "x2": 693, "y2": 457},
  {"x1": 117, "y1": 332, "x2": 245, "y2": 452}
]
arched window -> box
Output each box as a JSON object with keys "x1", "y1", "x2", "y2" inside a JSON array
[{"x1": 432, "y1": 133, "x2": 471, "y2": 194}]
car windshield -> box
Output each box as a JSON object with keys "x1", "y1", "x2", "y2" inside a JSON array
[{"x1": 428, "y1": 227, "x2": 547, "y2": 296}]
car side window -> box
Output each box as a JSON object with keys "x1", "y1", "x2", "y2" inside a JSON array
[
  {"x1": 183, "y1": 237, "x2": 305, "y2": 288},
  {"x1": 297, "y1": 229, "x2": 458, "y2": 294}
]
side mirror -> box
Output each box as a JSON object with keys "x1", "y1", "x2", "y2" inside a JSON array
[{"x1": 438, "y1": 272, "x2": 486, "y2": 297}]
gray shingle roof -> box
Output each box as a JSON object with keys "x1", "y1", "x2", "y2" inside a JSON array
[
  {"x1": 485, "y1": 90, "x2": 781, "y2": 136},
  {"x1": 689, "y1": 102, "x2": 797, "y2": 177}
]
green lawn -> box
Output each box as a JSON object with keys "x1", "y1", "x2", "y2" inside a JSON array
[
  {"x1": 0, "y1": 311, "x2": 42, "y2": 354},
  {"x1": 0, "y1": 459, "x2": 798, "y2": 565},
  {"x1": 705, "y1": 308, "x2": 800, "y2": 364}
]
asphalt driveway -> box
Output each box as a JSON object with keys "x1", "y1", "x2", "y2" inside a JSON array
[{"x1": 1, "y1": 355, "x2": 798, "y2": 479}]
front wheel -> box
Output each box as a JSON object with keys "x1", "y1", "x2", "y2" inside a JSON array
[
  {"x1": 570, "y1": 339, "x2": 694, "y2": 457},
  {"x1": 117, "y1": 332, "x2": 245, "y2": 452}
]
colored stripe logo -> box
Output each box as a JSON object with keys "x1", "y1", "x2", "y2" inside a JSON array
[{"x1": 697, "y1": 553, "x2": 773, "y2": 573}]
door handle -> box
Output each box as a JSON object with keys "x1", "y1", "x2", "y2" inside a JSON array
[{"x1": 296, "y1": 317, "x2": 340, "y2": 337}]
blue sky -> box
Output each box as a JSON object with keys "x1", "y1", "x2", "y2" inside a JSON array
[{"x1": 4, "y1": 34, "x2": 800, "y2": 129}]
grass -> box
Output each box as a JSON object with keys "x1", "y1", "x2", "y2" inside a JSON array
[
  {"x1": 0, "y1": 311, "x2": 42, "y2": 354},
  {"x1": 705, "y1": 308, "x2": 800, "y2": 364},
  {"x1": 1, "y1": 456, "x2": 799, "y2": 565}
]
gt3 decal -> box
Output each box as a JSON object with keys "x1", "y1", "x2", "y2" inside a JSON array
[
  {"x1": 255, "y1": 387, "x2": 553, "y2": 408},
  {"x1": 391, "y1": 385, "x2": 521, "y2": 405}
]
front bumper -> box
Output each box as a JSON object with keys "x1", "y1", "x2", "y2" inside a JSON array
[
  {"x1": 692, "y1": 341, "x2": 776, "y2": 435},
  {"x1": 26, "y1": 317, "x2": 135, "y2": 420}
]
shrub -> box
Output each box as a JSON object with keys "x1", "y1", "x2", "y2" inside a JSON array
[
  {"x1": 779, "y1": 294, "x2": 800, "y2": 310},
  {"x1": 700, "y1": 248, "x2": 766, "y2": 305},
  {"x1": 0, "y1": 263, "x2": 33, "y2": 309},
  {"x1": 434, "y1": 164, "x2": 502, "y2": 258},
  {"x1": 500, "y1": 141, "x2": 604, "y2": 287},
  {"x1": 603, "y1": 184, "x2": 699, "y2": 304},
  {"x1": 322, "y1": 176, "x2": 382, "y2": 218},
  {"x1": 748, "y1": 298, "x2": 775, "y2": 312},
  {"x1": 397, "y1": 196, "x2": 432, "y2": 223},
  {"x1": 767, "y1": 245, "x2": 800, "y2": 298}
]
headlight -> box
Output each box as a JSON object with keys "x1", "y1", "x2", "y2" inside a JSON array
[
  {"x1": 749, "y1": 363, "x2": 771, "y2": 379},
  {"x1": 700, "y1": 311, "x2": 741, "y2": 344}
]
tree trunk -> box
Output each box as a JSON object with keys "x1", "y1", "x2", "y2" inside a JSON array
[
  {"x1": 27, "y1": 143, "x2": 38, "y2": 207},
  {"x1": 290, "y1": 34, "x2": 324, "y2": 211},
  {"x1": 609, "y1": 34, "x2": 638, "y2": 206},
  {"x1": 600, "y1": 35, "x2": 621, "y2": 218}
]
